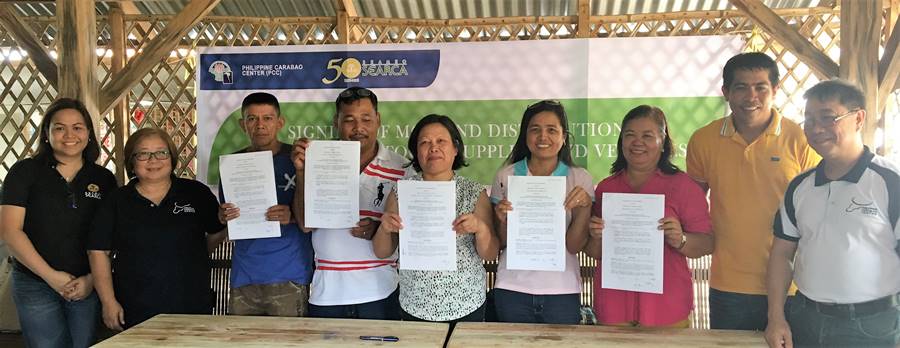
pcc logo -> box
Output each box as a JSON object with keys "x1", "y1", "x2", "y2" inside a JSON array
[{"x1": 208, "y1": 61, "x2": 234, "y2": 84}]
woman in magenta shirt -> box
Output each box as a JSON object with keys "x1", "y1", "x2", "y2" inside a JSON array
[{"x1": 583, "y1": 105, "x2": 714, "y2": 327}]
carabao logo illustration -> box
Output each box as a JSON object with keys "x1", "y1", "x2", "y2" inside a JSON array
[
  {"x1": 845, "y1": 197, "x2": 879, "y2": 217},
  {"x1": 208, "y1": 61, "x2": 234, "y2": 84}
]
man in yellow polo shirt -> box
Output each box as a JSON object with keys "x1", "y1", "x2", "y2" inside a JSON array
[{"x1": 686, "y1": 52, "x2": 819, "y2": 330}]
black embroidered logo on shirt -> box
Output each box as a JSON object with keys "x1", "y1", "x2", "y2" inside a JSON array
[
  {"x1": 845, "y1": 197, "x2": 879, "y2": 217},
  {"x1": 374, "y1": 182, "x2": 386, "y2": 207},
  {"x1": 173, "y1": 203, "x2": 196, "y2": 214}
]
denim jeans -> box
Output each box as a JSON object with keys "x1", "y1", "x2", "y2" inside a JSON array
[
  {"x1": 709, "y1": 288, "x2": 769, "y2": 330},
  {"x1": 788, "y1": 294, "x2": 900, "y2": 347},
  {"x1": 308, "y1": 289, "x2": 400, "y2": 320},
  {"x1": 11, "y1": 268, "x2": 98, "y2": 348},
  {"x1": 493, "y1": 288, "x2": 581, "y2": 324}
]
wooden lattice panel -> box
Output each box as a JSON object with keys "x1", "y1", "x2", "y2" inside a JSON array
[{"x1": 0, "y1": 20, "x2": 56, "y2": 186}]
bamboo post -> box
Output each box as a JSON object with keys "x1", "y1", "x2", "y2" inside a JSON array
[
  {"x1": 109, "y1": 3, "x2": 128, "y2": 184},
  {"x1": 840, "y1": 0, "x2": 883, "y2": 149},
  {"x1": 57, "y1": 0, "x2": 99, "y2": 131}
]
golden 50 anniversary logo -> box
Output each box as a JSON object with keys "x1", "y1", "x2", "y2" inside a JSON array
[{"x1": 321, "y1": 57, "x2": 409, "y2": 84}]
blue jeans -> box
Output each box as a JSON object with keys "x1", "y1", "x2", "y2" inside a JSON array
[
  {"x1": 709, "y1": 288, "x2": 768, "y2": 330},
  {"x1": 11, "y1": 268, "x2": 98, "y2": 348},
  {"x1": 308, "y1": 289, "x2": 400, "y2": 320},
  {"x1": 493, "y1": 288, "x2": 581, "y2": 324},
  {"x1": 788, "y1": 293, "x2": 900, "y2": 347}
]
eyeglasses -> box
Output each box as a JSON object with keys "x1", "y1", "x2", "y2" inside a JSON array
[
  {"x1": 801, "y1": 109, "x2": 859, "y2": 128},
  {"x1": 133, "y1": 150, "x2": 171, "y2": 161},
  {"x1": 338, "y1": 88, "x2": 373, "y2": 99},
  {"x1": 526, "y1": 99, "x2": 562, "y2": 111}
]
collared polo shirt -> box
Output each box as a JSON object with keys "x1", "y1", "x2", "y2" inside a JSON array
[
  {"x1": 775, "y1": 147, "x2": 900, "y2": 303},
  {"x1": 686, "y1": 110, "x2": 820, "y2": 294},
  {"x1": 2, "y1": 157, "x2": 117, "y2": 278},
  {"x1": 592, "y1": 170, "x2": 712, "y2": 326},
  {"x1": 309, "y1": 142, "x2": 414, "y2": 306},
  {"x1": 88, "y1": 177, "x2": 225, "y2": 327},
  {"x1": 490, "y1": 159, "x2": 594, "y2": 295}
]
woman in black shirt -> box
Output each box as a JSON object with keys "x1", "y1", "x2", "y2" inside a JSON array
[
  {"x1": 0, "y1": 98, "x2": 117, "y2": 348},
  {"x1": 88, "y1": 128, "x2": 226, "y2": 330}
]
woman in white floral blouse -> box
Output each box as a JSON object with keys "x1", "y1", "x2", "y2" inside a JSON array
[{"x1": 373, "y1": 114, "x2": 500, "y2": 323}]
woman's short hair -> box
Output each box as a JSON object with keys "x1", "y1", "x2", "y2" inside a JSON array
[
  {"x1": 123, "y1": 128, "x2": 178, "y2": 179},
  {"x1": 33, "y1": 98, "x2": 101, "y2": 164},
  {"x1": 406, "y1": 114, "x2": 468, "y2": 172},
  {"x1": 610, "y1": 105, "x2": 680, "y2": 175}
]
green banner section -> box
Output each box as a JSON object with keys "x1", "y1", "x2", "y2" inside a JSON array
[{"x1": 208, "y1": 97, "x2": 727, "y2": 185}]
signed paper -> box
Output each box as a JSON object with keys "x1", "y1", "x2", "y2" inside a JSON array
[
  {"x1": 304, "y1": 140, "x2": 360, "y2": 228},
  {"x1": 506, "y1": 176, "x2": 566, "y2": 271},
  {"x1": 601, "y1": 192, "x2": 664, "y2": 294},
  {"x1": 219, "y1": 151, "x2": 281, "y2": 240},
  {"x1": 398, "y1": 180, "x2": 456, "y2": 271}
]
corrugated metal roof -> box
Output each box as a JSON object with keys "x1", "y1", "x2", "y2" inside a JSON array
[{"x1": 11, "y1": 0, "x2": 832, "y2": 18}]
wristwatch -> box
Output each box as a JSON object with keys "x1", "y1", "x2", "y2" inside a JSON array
[{"x1": 676, "y1": 233, "x2": 687, "y2": 250}]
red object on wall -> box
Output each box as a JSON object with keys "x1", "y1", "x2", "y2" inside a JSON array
[{"x1": 133, "y1": 108, "x2": 145, "y2": 125}]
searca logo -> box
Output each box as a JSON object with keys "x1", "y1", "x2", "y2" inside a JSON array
[{"x1": 321, "y1": 57, "x2": 410, "y2": 84}]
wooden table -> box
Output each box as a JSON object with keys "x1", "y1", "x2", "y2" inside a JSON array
[
  {"x1": 446, "y1": 322, "x2": 767, "y2": 348},
  {"x1": 93, "y1": 314, "x2": 449, "y2": 347}
]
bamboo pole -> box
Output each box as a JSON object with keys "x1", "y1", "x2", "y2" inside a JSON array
[{"x1": 109, "y1": 3, "x2": 128, "y2": 184}]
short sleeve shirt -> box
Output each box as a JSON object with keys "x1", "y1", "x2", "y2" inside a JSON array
[
  {"x1": 775, "y1": 147, "x2": 900, "y2": 303},
  {"x1": 399, "y1": 174, "x2": 487, "y2": 321},
  {"x1": 490, "y1": 160, "x2": 594, "y2": 295},
  {"x1": 2, "y1": 157, "x2": 117, "y2": 278},
  {"x1": 310, "y1": 142, "x2": 414, "y2": 306},
  {"x1": 88, "y1": 177, "x2": 224, "y2": 326},
  {"x1": 593, "y1": 170, "x2": 712, "y2": 326},
  {"x1": 220, "y1": 144, "x2": 314, "y2": 287},
  {"x1": 686, "y1": 110, "x2": 819, "y2": 294}
]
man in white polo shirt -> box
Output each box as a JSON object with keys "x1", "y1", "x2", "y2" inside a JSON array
[
  {"x1": 765, "y1": 79, "x2": 900, "y2": 347},
  {"x1": 292, "y1": 87, "x2": 413, "y2": 319}
]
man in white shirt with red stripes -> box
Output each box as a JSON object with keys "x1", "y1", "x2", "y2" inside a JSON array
[{"x1": 292, "y1": 87, "x2": 413, "y2": 319}]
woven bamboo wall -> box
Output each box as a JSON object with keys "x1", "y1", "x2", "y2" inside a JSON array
[{"x1": 0, "y1": 6, "x2": 895, "y2": 329}]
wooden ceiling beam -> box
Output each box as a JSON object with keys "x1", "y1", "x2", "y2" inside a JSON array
[
  {"x1": 0, "y1": 3, "x2": 57, "y2": 88},
  {"x1": 340, "y1": 0, "x2": 358, "y2": 17},
  {"x1": 99, "y1": 0, "x2": 220, "y2": 116},
  {"x1": 729, "y1": 0, "x2": 839, "y2": 79}
]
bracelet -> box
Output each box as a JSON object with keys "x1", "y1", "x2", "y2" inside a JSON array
[{"x1": 675, "y1": 233, "x2": 687, "y2": 250}]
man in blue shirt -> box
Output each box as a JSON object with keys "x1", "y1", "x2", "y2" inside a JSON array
[{"x1": 219, "y1": 92, "x2": 314, "y2": 316}]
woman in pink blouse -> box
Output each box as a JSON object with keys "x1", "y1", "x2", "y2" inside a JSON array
[{"x1": 584, "y1": 105, "x2": 714, "y2": 327}]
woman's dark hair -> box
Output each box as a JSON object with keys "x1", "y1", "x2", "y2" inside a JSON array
[
  {"x1": 506, "y1": 100, "x2": 575, "y2": 166},
  {"x1": 610, "y1": 105, "x2": 680, "y2": 175},
  {"x1": 406, "y1": 114, "x2": 468, "y2": 172},
  {"x1": 123, "y1": 128, "x2": 179, "y2": 179},
  {"x1": 33, "y1": 98, "x2": 101, "y2": 164}
]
